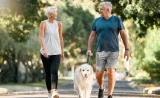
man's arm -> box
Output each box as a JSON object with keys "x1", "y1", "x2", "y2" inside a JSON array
[
  {"x1": 87, "y1": 31, "x2": 96, "y2": 55},
  {"x1": 120, "y1": 29, "x2": 129, "y2": 61}
]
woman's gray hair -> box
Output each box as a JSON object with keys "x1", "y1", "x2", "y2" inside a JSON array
[
  {"x1": 44, "y1": 6, "x2": 57, "y2": 18},
  {"x1": 100, "y1": 2, "x2": 112, "y2": 11}
]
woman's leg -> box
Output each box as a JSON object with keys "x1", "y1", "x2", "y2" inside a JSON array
[
  {"x1": 50, "y1": 55, "x2": 61, "y2": 91},
  {"x1": 40, "y1": 54, "x2": 52, "y2": 93}
]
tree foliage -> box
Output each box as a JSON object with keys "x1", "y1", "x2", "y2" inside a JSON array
[
  {"x1": 63, "y1": 1, "x2": 94, "y2": 57},
  {"x1": 0, "y1": 0, "x2": 96, "y2": 83},
  {"x1": 142, "y1": 27, "x2": 160, "y2": 80},
  {"x1": 0, "y1": 0, "x2": 45, "y2": 83},
  {"x1": 94, "y1": 0, "x2": 160, "y2": 37},
  {"x1": 0, "y1": 0, "x2": 160, "y2": 82}
]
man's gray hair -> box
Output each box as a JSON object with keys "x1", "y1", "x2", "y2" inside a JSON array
[
  {"x1": 100, "y1": 2, "x2": 112, "y2": 11},
  {"x1": 44, "y1": 6, "x2": 57, "y2": 18}
]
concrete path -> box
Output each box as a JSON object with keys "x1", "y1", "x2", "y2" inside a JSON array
[
  {"x1": 0, "y1": 79, "x2": 159, "y2": 98},
  {"x1": 0, "y1": 94, "x2": 157, "y2": 98}
]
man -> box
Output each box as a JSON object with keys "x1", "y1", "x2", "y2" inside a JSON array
[{"x1": 86, "y1": 2, "x2": 129, "y2": 98}]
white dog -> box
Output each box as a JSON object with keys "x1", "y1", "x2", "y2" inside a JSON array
[{"x1": 74, "y1": 63, "x2": 94, "y2": 98}]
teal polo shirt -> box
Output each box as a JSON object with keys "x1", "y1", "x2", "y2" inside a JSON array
[{"x1": 91, "y1": 16, "x2": 125, "y2": 52}]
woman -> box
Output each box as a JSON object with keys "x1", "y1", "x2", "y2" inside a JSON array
[{"x1": 39, "y1": 6, "x2": 64, "y2": 98}]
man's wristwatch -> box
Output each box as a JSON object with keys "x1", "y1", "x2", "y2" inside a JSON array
[{"x1": 125, "y1": 48, "x2": 129, "y2": 51}]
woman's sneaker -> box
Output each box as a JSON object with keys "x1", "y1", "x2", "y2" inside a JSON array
[{"x1": 48, "y1": 93, "x2": 52, "y2": 98}]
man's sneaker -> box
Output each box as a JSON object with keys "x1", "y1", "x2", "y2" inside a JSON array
[
  {"x1": 98, "y1": 89, "x2": 104, "y2": 98},
  {"x1": 52, "y1": 92, "x2": 59, "y2": 98},
  {"x1": 108, "y1": 95, "x2": 113, "y2": 98}
]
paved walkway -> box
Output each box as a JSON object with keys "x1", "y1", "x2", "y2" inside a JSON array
[
  {"x1": 0, "y1": 79, "x2": 160, "y2": 98},
  {"x1": 0, "y1": 94, "x2": 157, "y2": 98}
]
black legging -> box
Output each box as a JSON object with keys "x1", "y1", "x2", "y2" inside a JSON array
[{"x1": 40, "y1": 54, "x2": 61, "y2": 90}]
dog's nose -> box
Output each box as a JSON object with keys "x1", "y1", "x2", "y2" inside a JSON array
[{"x1": 85, "y1": 74, "x2": 87, "y2": 77}]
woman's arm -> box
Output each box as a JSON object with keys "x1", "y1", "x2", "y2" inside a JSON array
[
  {"x1": 39, "y1": 21, "x2": 48, "y2": 58},
  {"x1": 58, "y1": 21, "x2": 64, "y2": 60}
]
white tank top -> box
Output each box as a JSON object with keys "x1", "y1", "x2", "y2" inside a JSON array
[{"x1": 40, "y1": 20, "x2": 61, "y2": 55}]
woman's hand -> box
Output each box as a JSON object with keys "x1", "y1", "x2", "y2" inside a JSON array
[
  {"x1": 43, "y1": 49, "x2": 48, "y2": 58},
  {"x1": 61, "y1": 52, "x2": 65, "y2": 61}
]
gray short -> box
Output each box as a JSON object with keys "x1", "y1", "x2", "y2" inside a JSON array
[{"x1": 96, "y1": 51, "x2": 119, "y2": 72}]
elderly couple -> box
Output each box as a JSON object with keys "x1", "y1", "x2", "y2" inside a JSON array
[{"x1": 39, "y1": 1, "x2": 129, "y2": 98}]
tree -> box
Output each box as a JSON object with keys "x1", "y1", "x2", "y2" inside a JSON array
[
  {"x1": 142, "y1": 27, "x2": 160, "y2": 80},
  {"x1": 0, "y1": 0, "x2": 97, "y2": 82},
  {"x1": 94, "y1": 0, "x2": 160, "y2": 37},
  {"x1": 0, "y1": 0, "x2": 45, "y2": 83},
  {"x1": 61, "y1": 1, "x2": 95, "y2": 66}
]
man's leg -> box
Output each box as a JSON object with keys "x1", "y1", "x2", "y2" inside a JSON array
[
  {"x1": 96, "y1": 71, "x2": 105, "y2": 98},
  {"x1": 106, "y1": 52, "x2": 118, "y2": 97},
  {"x1": 96, "y1": 71, "x2": 105, "y2": 89},
  {"x1": 96, "y1": 51, "x2": 108, "y2": 98},
  {"x1": 107, "y1": 68, "x2": 116, "y2": 96}
]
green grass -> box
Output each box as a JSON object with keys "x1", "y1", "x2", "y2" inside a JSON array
[
  {"x1": 132, "y1": 79, "x2": 160, "y2": 87},
  {"x1": 0, "y1": 79, "x2": 67, "y2": 87},
  {"x1": 0, "y1": 80, "x2": 45, "y2": 87}
]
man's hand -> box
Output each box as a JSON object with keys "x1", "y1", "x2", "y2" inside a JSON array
[
  {"x1": 124, "y1": 50, "x2": 129, "y2": 61},
  {"x1": 86, "y1": 50, "x2": 93, "y2": 56}
]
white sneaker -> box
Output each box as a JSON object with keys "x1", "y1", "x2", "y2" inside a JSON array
[
  {"x1": 48, "y1": 93, "x2": 52, "y2": 98},
  {"x1": 52, "y1": 92, "x2": 59, "y2": 98}
]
